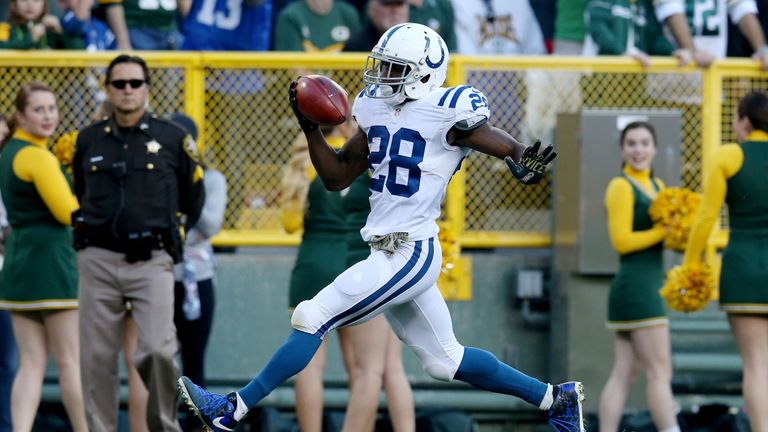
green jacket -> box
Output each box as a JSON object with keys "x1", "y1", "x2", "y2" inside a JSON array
[
  {"x1": 587, "y1": 0, "x2": 674, "y2": 55},
  {"x1": 0, "y1": 21, "x2": 84, "y2": 49}
]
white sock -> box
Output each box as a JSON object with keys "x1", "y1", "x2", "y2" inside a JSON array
[
  {"x1": 538, "y1": 384, "x2": 554, "y2": 410},
  {"x1": 659, "y1": 427, "x2": 681, "y2": 432},
  {"x1": 233, "y1": 392, "x2": 249, "y2": 421}
]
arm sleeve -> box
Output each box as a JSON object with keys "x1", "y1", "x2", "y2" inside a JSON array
[
  {"x1": 15, "y1": 147, "x2": 78, "y2": 225},
  {"x1": 729, "y1": 0, "x2": 758, "y2": 25},
  {"x1": 190, "y1": 170, "x2": 226, "y2": 238},
  {"x1": 683, "y1": 146, "x2": 741, "y2": 264},
  {"x1": 654, "y1": 0, "x2": 685, "y2": 23},
  {"x1": 586, "y1": 0, "x2": 622, "y2": 55},
  {"x1": 605, "y1": 178, "x2": 666, "y2": 255},
  {"x1": 178, "y1": 134, "x2": 206, "y2": 228}
]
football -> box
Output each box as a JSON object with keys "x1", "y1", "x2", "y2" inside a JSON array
[{"x1": 294, "y1": 75, "x2": 349, "y2": 126}]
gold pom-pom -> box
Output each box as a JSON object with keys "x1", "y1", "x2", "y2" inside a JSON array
[
  {"x1": 649, "y1": 187, "x2": 702, "y2": 251},
  {"x1": 660, "y1": 262, "x2": 716, "y2": 312},
  {"x1": 437, "y1": 221, "x2": 459, "y2": 280},
  {"x1": 52, "y1": 131, "x2": 78, "y2": 167}
]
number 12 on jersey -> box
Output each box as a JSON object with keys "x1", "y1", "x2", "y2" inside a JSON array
[{"x1": 367, "y1": 126, "x2": 426, "y2": 198}]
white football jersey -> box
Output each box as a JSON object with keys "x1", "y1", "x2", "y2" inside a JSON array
[{"x1": 352, "y1": 85, "x2": 491, "y2": 242}]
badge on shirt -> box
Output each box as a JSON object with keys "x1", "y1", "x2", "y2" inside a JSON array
[
  {"x1": 146, "y1": 140, "x2": 162, "y2": 154},
  {"x1": 183, "y1": 135, "x2": 200, "y2": 163}
]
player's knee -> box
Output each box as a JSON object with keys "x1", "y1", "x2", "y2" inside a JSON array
[
  {"x1": 424, "y1": 362, "x2": 456, "y2": 382},
  {"x1": 410, "y1": 344, "x2": 464, "y2": 382},
  {"x1": 291, "y1": 300, "x2": 322, "y2": 334}
]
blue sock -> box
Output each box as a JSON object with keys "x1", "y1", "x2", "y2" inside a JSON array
[
  {"x1": 238, "y1": 330, "x2": 322, "y2": 408},
  {"x1": 454, "y1": 347, "x2": 548, "y2": 407}
]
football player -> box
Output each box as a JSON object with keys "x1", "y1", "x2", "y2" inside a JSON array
[{"x1": 178, "y1": 22, "x2": 585, "y2": 432}]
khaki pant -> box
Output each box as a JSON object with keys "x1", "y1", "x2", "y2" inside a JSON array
[{"x1": 78, "y1": 247, "x2": 181, "y2": 432}]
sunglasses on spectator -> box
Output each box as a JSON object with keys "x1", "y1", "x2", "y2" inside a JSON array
[{"x1": 109, "y1": 79, "x2": 146, "y2": 89}]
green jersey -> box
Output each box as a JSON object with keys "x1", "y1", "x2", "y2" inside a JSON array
[
  {"x1": 273, "y1": 0, "x2": 360, "y2": 52},
  {"x1": 586, "y1": 0, "x2": 674, "y2": 55},
  {"x1": 409, "y1": 0, "x2": 457, "y2": 52},
  {"x1": 0, "y1": 21, "x2": 84, "y2": 49},
  {"x1": 555, "y1": 0, "x2": 587, "y2": 41}
]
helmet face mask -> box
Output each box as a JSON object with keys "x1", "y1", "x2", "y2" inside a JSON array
[{"x1": 362, "y1": 23, "x2": 449, "y2": 105}]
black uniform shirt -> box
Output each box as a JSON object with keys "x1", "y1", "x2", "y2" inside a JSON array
[{"x1": 73, "y1": 112, "x2": 205, "y2": 237}]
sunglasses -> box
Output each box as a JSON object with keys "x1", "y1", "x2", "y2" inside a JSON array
[{"x1": 109, "y1": 79, "x2": 146, "y2": 89}]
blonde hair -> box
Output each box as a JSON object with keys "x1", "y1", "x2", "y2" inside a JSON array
[{"x1": 280, "y1": 133, "x2": 312, "y2": 213}]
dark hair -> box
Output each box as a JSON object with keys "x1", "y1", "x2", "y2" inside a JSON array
[
  {"x1": 619, "y1": 121, "x2": 657, "y2": 147},
  {"x1": 0, "y1": 80, "x2": 54, "y2": 149},
  {"x1": 8, "y1": 0, "x2": 49, "y2": 26},
  {"x1": 736, "y1": 91, "x2": 768, "y2": 133},
  {"x1": 105, "y1": 54, "x2": 151, "y2": 86}
]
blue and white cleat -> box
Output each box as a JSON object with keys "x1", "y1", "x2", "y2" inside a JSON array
[
  {"x1": 177, "y1": 376, "x2": 239, "y2": 431},
  {"x1": 546, "y1": 381, "x2": 586, "y2": 432}
]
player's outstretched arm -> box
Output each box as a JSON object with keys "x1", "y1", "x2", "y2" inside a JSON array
[
  {"x1": 450, "y1": 124, "x2": 556, "y2": 185},
  {"x1": 289, "y1": 80, "x2": 369, "y2": 190},
  {"x1": 305, "y1": 127, "x2": 370, "y2": 191}
]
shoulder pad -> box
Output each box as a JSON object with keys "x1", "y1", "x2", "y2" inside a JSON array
[{"x1": 436, "y1": 86, "x2": 490, "y2": 116}]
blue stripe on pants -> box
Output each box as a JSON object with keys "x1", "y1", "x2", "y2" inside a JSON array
[
  {"x1": 315, "y1": 239, "x2": 431, "y2": 337},
  {"x1": 337, "y1": 238, "x2": 436, "y2": 329}
]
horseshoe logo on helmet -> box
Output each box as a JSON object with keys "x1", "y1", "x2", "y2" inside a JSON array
[{"x1": 423, "y1": 36, "x2": 445, "y2": 69}]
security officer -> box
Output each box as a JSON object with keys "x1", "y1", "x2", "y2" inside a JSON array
[{"x1": 72, "y1": 54, "x2": 205, "y2": 432}]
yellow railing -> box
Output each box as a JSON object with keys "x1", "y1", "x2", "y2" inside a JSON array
[{"x1": 0, "y1": 52, "x2": 761, "y2": 250}]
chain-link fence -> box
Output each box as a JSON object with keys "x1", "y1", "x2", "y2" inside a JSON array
[{"x1": 0, "y1": 53, "x2": 755, "y2": 248}]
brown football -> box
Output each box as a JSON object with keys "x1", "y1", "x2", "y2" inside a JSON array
[{"x1": 295, "y1": 75, "x2": 349, "y2": 126}]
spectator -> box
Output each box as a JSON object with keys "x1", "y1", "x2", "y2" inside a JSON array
[
  {"x1": 0, "y1": 113, "x2": 15, "y2": 432},
  {"x1": 527, "y1": 0, "x2": 583, "y2": 144},
  {"x1": 450, "y1": 0, "x2": 545, "y2": 54},
  {"x1": 584, "y1": 0, "x2": 675, "y2": 66},
  {"x1": 280, "y1": 118, "x2": 414, "y2": 432},
  {"x1": 343, "y1": 0, "x2": 407, "y2": 52},
  {"x1": 100, "y1": 0, "x2": 182, "y2": 49},
  {"x1": 273, "y1": 0, "x2": 360, "y2": 52},
  {"x1": 600, "y1": 121, "x2": 680, "y2": 432},
  {"x1": 728, "y1": 0, "x2": 768, "y2": 57},
  {"x1": 0, "y1": 81, "x2": 85, "y2": 432},
  {"x1": 0, "y1": 0, "x2": 83, "y2": 48},
  {"x1": 59, "y1": 0, "x2": 116, "y2": 50},
  {"x1": 408, "y1": 0, "x2": 457, "y2": 52},
  {"x1": 553, "y1": 0, "x2": 585, "y2": 54},
  {"x1": 72, "y1": 54, "x2": 205, "y2": 432},
  {"x1": 180, "y1": 0, "x2": 271, "y2": 50},
  {"x1": 653, "y1": 0, "x2": 768, "y2": 68},
  {"x1": 683, "y1": 91, "x2": 768, "y2": 432},
  {"x1": 169, "y1": 112, "x2": 227, "y2": 432}
]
